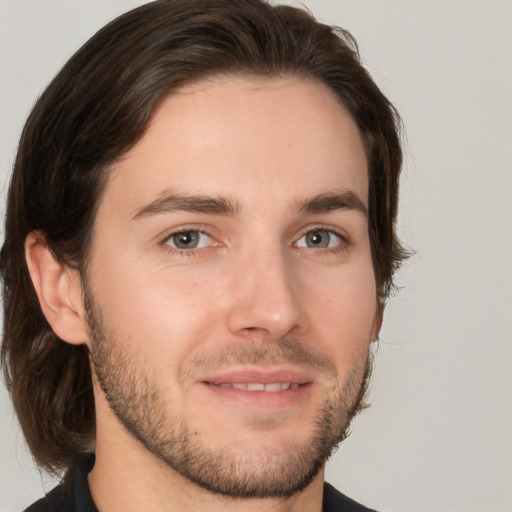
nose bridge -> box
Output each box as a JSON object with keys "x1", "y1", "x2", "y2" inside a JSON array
[{"x1": 226, "y1": 239, "x2": 306, "y2": 338}]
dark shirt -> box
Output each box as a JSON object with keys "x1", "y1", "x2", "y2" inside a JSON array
[
  {"x1": 24, "y1": 454, "x2": 377, "y2": 512},
  {"x1": 24, "y1": 455, "x2": 97, "y2": 512}
]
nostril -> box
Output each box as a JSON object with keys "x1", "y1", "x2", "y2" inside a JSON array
[{"x1": 240, "y1": 326, "x2": 272, "y2": 337}]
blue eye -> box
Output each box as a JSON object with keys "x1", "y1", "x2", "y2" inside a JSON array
[
  {"x1": 165, "y1": 230, "x2": 211, "y2": 250},
  {"x1": 296, "y1": 229, "x2": 342, "y2": 249}
]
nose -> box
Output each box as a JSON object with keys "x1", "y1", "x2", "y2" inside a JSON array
[{"x1": 226, "y1": 246, "x2": 308, "y2": 340}]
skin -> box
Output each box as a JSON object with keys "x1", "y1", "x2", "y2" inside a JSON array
[{"x1": 26, "y1": 76, "x2": 381, "y2": 512}]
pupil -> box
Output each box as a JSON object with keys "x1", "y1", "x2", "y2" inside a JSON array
[
  {"x1": 175, "y1": 231, "x2": 198, "y2": 248},
  {"x1": 307, "y1": 231, "x2": 328, "y2": 248}
]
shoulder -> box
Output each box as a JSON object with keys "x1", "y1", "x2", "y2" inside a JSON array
[
  {"x1": 323, "y1": 482, "x2": 379, "y2": 512},
  {"x1": 23, "y1": 483, "x2": 73, "y2": 512}
]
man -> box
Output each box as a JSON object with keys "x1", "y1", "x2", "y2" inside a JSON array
[{"x1": 0, "y1": 0, "x2": 407, "y2": 510}]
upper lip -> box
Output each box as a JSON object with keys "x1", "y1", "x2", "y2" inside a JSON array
[{"x1": 200, "y1": 368, "x2": 314, "y2": 385}]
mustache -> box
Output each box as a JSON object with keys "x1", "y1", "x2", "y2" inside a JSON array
[{"x1": 181, "y1": 338, "x2": 339, "y2": 378}]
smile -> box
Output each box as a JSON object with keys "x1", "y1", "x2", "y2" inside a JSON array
[
  {"x1": 212, "y1": 382, "x2": 300, "y2": 391},
  {"x1": 201, "y1": 373, "x2": 313, "y2": 408}
]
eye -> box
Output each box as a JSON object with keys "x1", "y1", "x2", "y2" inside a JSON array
[
  {"x1": 165, "y1": 230, "x2": 212, "y2": 250},
  {"x1": 296, "y1": 229, "x2": 343, "y2": 249}
]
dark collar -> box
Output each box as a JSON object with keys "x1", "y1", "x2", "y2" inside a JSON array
[{"x1": 63, "y1": 452, "x2": 97, "y2": 512}]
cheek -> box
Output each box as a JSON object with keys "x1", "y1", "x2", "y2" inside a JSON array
[
  {"x1": 89, "y1": 254, "x2": 223, "y2": 364},
  {"x1": 301, "y1": 264, "x2": 377, "y2": 356}
]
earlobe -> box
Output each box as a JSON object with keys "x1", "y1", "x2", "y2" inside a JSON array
[{"x1": 25, "y1": 231, "x2": 89, "y2": 346}]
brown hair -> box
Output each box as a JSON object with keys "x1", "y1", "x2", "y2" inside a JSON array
[{"x1": 0, "y1": 0, "x2": 407, "y2": 474}]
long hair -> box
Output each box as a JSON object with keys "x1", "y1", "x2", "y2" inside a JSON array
[{"x1": 0, "y1": 0, "x2": 407, "y2": 474}]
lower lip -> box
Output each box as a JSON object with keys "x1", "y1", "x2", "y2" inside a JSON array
[{"x1": 202, "y1": 382, "x2": 313, "y2": 408}]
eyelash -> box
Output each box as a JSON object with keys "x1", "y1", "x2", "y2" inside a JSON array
[
  {"x1": 295, "y1": 226, "x2": 349, "y2": 253},
  {"x1": 162, "y1": 228, "x2": 214, "y2": 256},
  {"x1": 160, "y1": 226, "x2": 349, "y2": 256}
]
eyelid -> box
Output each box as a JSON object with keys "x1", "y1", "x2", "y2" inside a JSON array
[
  {"x1": 165, "y1": 230, "x2": 212, "y2": 249},
  {"x1": 295, "y1": 225, "x2": 349, "y2": 242},
  {"x1": 160, "y1": 224, "x2": 221, "y2": 251},
  {"x1": 293, "y1": 226, "x2": 351, "y2": 254}
]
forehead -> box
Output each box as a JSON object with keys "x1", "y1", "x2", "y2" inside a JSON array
[{"x1": 103, "y1": 75, "x2": 368, "y2": 216}]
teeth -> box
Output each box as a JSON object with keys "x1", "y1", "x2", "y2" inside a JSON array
[
  {"x1": 247, "y1": 383, "x2": 265, "y2": 391},
  {"x1": 264, "y1": 383, "x2": 282, "y2": 392},
  {"x1": 216, "y1": 382, "x2": 297, "y2": 392}
]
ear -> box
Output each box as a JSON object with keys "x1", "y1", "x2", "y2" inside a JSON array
[
  {"x1": 25, "y1": 231, "x2": 89, "y2": 346},
  {"x1": 371, "y1": 299, "x2": 384, "y2": 342}
]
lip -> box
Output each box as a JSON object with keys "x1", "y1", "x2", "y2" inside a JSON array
[
  {"x1": 199, "y1": 368, "x2": 314, "y2": 409},
  {"x1": 200, "y1": 368, "x2": 314, "y2": 386}
]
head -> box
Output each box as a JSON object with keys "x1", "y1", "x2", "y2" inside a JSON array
[{"x1": 0, "y1": 0, "x2": 406, "y2": 488}]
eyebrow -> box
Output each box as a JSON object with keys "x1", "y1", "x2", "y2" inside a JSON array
[
  {"x1": 131, "y1": 189, "x2": 367, "y2": 221},
  {"x1": 298, "y1": 191, "x2": 368, "y2": 217},
  {"x1": 132, "y1": 192, "x2": 240, "y2": 220}
]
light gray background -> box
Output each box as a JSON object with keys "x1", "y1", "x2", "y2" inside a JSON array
[{"x1": 1, "y1": 1, "x2": 511, "y2": 511}]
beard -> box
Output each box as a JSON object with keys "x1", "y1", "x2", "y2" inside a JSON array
[{"x1": 85, "y1": 288, "x2": 372, "y2": 499}]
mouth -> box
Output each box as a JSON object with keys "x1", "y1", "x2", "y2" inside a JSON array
[
  {"x1": 210, "y1": 382, "x2": 302, "y2": 392},
  {"x1": 199, "y1": 369, "x2": 314, "y2": 408}
]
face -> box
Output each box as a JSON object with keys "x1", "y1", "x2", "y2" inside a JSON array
[{"x1": 84, "y1": 76, "x2": 380, "y2": 498}]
